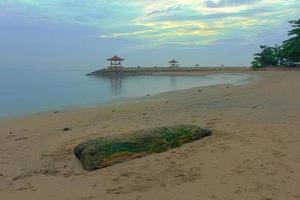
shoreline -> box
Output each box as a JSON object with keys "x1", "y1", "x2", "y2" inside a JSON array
[{"x1": 1, "y1": 70, "x2": 300, "y2": 200}]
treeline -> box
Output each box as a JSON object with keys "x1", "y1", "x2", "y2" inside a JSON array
[{"x1": 252, "y1": 19, "x2": 300, "y2": 69}]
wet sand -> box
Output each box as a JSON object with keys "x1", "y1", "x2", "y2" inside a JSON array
[{"x1": 0, "y1": 70, "x2": 300, "y2": 200}]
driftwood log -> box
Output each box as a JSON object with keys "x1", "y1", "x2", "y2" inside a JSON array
[{"x1": 74, "y1": 124, "x2": 212, "y2": 171}]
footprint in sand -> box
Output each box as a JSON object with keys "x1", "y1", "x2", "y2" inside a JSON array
[
  {"x1": 216, "y1": 142, "x2": 231, "y2": 151},
  {"x1": 206, "y1": 121, "x2": 216, "y2": 128},
  {"x1": 80, "y1": 196, "x2": 96, "y2": 200},
  {"x1": 272, "y1": 150, "x2": 286, "y2": 158},
  {"x1": 136, "y1": 195, "x2": 142, "y2": 200}
]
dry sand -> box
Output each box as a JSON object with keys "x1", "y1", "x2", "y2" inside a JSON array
[{"x1": 0, "y1": 70, "x2": 300, "y2": 200}]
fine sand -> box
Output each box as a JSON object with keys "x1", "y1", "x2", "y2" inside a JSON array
[{"x1": 0, "y1": 70, "x2": 300, "y2": 200}]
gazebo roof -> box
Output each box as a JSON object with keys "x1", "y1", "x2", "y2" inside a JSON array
[
  {"x1": 168, "y1": 59, "x2": 178, "y2": 64},
  {"x1": 107, "y1": 55, "x2": 124, "y2": 61}
]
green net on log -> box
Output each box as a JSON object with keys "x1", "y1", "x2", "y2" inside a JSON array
[{"x1": 74, "y1": 124, "x2": 212, "y2": 171}]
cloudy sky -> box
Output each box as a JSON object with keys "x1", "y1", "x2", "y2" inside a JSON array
[{"x1": 0, "y1": 0, "x2": 300, "y2": 69}]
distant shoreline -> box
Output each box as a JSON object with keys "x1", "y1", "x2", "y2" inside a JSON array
[{"x1": 87, "y1": 66, "x2": 251, "y2": 76}]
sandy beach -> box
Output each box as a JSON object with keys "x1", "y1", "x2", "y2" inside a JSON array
[{"x1": 1, "y1": 70, "x2": 300, "y2": 200}]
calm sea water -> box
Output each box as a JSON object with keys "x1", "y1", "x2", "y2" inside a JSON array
[{"x1": 0, "y1": 68, "x2": 254, "y2": 117}]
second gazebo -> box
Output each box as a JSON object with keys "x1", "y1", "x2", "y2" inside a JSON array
[{"x1": 168, "y1": 59, "x2": 179, "y2": 67}]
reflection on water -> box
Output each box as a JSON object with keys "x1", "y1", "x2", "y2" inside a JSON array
[
  {"x1": 0, "y1": 69, "x2": 255, "y2": 117},
  {"x1": 170, "y1": 76, "x2": 178, "y2": 87},
  {"x1": 96, "y1": 75, "x2": 125, "y2": 95},
  {"x1": 110, "y1": 76, "x2": 123, "y2": 94},
  {"x1": 105, "y1": 75, "x2": 182, "y2": 95}
]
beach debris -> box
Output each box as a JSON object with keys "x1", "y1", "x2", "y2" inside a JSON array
[
  {"x1": 54, "y1": 111, "x2": 60, "y2": 114},
  {"x1": 198, "y1": 89, "x2": 202, "y2": 92},
  {"x1": 62, "y1": 128, "x2": 71, "y2": 131},
  {"x1": 74, "y1": 124, "x2": 212, "y2": 171},
  {"x1": 14, "y1": 137, "x2": 32, "y2": 141},
  {"x1": 146, "y1": 94, "x2": 150, "y2": 96}
]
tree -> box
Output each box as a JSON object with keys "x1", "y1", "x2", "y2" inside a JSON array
[
  {"x1": 282, "y1": 19, "x2": 300, "y2": 62},
  {"x1": 251, "y1": 18, "x2": 300, "y2": 69},
  {"x1": 251, "y1": 45, "x2": 279, "y2": 68},
  {"x1": 274, "y1": 44, "x2": 285, "y2": 66},
  {"x1": 251, "y1": 56, "x2": 262, "y2": 69}
]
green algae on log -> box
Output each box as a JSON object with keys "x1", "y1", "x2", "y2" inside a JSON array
[{"x1": 74, "y1": 125, "x2": 212, "y2": 171}]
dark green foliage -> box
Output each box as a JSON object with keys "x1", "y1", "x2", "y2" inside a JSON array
[
  {"x1": 251, "y1": 45, "x2": 280, "y2": 69},
  {"x1": 74, "y1": 125, "x2": 212, "y2": 171},
  {"x1": 252, "y1": 19, "x2": 300, "y2": 68},
  {"x1": 251, "y1": 58, "x2": 262, "y2": 69},
  {"x1": 282, "y1": 19, "x2": 300, "y2": 62}
]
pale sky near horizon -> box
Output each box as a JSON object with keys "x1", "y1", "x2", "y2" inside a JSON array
[{"x1": 0, "y1": 0, "x2": 300, "y2": 70}]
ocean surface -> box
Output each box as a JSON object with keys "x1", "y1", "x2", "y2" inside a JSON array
[{"x1": 0, "y1": 68, "x2": 255, "y2": 117}]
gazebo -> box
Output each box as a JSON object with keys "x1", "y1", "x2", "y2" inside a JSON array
[
  {"x1": 168, "y1": 59, "x2": 179, "y2": 67},
  {"x1": 107, "y1": 55, "x2": 125, "y2": 68}
]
